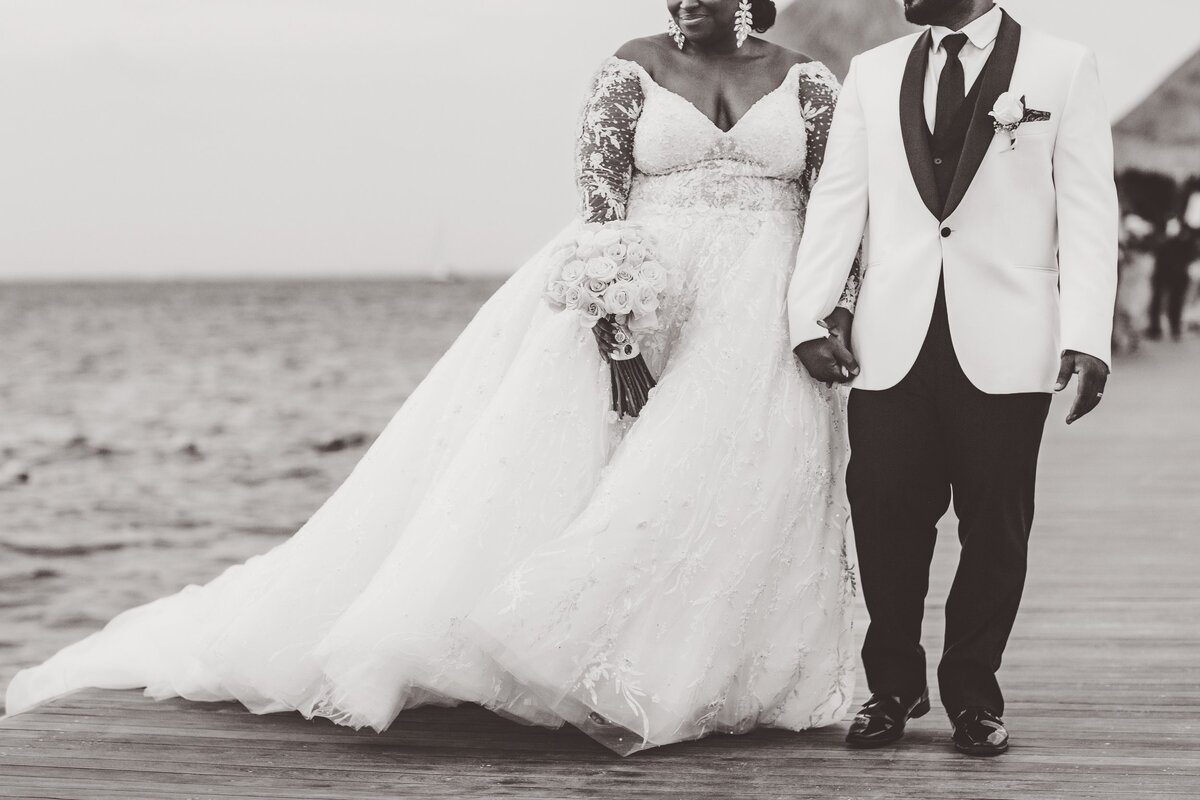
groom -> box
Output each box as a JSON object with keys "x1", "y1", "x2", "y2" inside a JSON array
[{"x1": 787, "y1": 0, "x2": 1118, "y2": 755}]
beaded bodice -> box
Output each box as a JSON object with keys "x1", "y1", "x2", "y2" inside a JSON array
[
  {"x1": 632, "y1": 59, "x2": 811, "y2": 213},
  {"x1": 576, "y1": 56, "x2": 860, "y2": 306}
]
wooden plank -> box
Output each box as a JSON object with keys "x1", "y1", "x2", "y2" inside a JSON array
[{"x1": 1, "y1": 340, "x2": 1198, "y2": 798}]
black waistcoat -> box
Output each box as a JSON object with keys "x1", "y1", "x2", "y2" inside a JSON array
[{"x1": 929, "y1": 71, "x2": 988, "y2": 218}]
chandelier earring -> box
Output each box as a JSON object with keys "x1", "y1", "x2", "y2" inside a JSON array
[
  {"x1": 734, "y1": 0, "x2": 753, "y2": 48},
  {"x1": 667, "y1": 18, "x2": 686, "y2": 50}
]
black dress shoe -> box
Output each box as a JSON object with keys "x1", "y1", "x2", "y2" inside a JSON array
[
  {"x1": 951, "y1": 708, "x2": 1010, "y2": 756},
  {"x1": 845, "y1": 689, "x2": 931, "y2": 748}
]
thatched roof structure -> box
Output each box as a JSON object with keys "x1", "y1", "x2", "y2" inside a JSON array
[
  {"x1": 767, "y1": 0, "x2": 916, "y2": 80},
  {"x1": 1114, "y1": 49, "x2": 1200, "y2": 181}
]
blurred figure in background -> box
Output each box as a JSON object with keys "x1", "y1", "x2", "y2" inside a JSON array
[
  {"x1": 1114, "y1": 169, "x2": 1189, "y2": 350},
  {"x1": 1147, "y1": 216, "x2": 1198, "y2": 341},
  {"x1": 1114, "y1": 213, "x2": 1156, "y2": 353}
]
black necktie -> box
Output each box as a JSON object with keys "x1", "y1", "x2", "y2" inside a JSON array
[{"x1": 934, "y1": 33, "x2": 969, "y2": 141}]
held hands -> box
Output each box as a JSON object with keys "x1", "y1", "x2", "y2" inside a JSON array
[
  {"x1": 794, "y1": 307, "x2": 859, "y2": 387},
  {"x1": 1055, "y1": 350, "x2": 1109, "y2": 425}
]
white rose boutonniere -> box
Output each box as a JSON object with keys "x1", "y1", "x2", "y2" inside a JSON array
[
  {"x1": 989, "y1": 92, "x2": 1026, "y2": 150},
  {"x1": 989, "y1": 91, "x2": 1052, "y2": 151},
  {"x1": 991, "y1": 92, "x2": 1025, "y2": 126}
]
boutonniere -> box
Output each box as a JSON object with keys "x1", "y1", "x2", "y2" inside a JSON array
[{"x1": 989, "y1": 92, "x2": 1052, "y2": 150}]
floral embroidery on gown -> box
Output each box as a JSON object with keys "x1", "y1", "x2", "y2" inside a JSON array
[{"x1": 3, "y1": 56, "x2": 861, "y2": 755}]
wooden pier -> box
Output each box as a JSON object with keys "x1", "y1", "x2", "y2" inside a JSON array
[{"x1": 2, "y1": 340, "x2": 1198, "y2": 798}]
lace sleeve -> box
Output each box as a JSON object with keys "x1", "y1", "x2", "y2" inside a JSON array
[
  {"x1": 797, "y1": 63, "x2": 863, "y2": 312},
  {"x1": 577, "y1": 58, "x2": 645, "y2": 224}
]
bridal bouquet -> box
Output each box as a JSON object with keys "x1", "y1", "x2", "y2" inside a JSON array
[{"x1": 546, "y1": 222, "x2": 669, "y2": 418}]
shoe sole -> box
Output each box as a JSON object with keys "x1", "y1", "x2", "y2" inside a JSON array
[
  {"x1": 845, "y1": 696, "x2": 932, "y2": 748},
  {"x1": 954, "y1": 741, "x2": 1010, "y2": 757}
]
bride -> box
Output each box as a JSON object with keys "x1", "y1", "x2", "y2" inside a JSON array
[{"x1": 4, "y1": 0, "x2": 862, "y2": 755}]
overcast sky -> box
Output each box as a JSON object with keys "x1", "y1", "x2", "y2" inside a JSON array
[{"x1": 2, "y1": 0, "x2": 1198, "y2": 280}]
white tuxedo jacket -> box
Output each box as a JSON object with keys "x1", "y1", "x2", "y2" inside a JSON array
[{"x1": 787, "y1": 10, "x2": 1119, "y2": 393}]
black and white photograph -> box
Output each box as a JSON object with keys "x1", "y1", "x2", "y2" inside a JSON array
[{"x1": 1, "y1": 0, "x2": 1198, "y2": 797}]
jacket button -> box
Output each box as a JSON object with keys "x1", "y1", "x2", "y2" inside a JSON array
[
  {"x1": 941, "y1": 227, "x2": 952, "y2": 238},
  {"x1": 933, "y1": 157, "x2": 944, "y2": 165}
]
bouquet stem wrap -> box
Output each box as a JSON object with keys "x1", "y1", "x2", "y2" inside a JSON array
[{"x1": 605, "y1": 317, "x2": 656, "y2": 418}]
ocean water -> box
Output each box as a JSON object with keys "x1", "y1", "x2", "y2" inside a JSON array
[{"x1": 0, "y1": 279, "x2": 503, "y2": 709}]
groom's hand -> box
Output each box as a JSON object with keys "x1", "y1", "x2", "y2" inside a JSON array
[
  {"x1": 820, "y1": 307, "x2": 855, "y2": 350},
  {"x1": 1055, "y1": 350, "x2": 1109, "y2": 425}
]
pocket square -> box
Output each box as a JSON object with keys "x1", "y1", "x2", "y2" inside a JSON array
[{"x1": 1022, "y1": 107, "x2": 1052, "y2": 123}]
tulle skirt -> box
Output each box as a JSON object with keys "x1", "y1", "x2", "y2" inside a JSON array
[{"x1": 4, "y1": 195, "x2": 856, "y2": 755}]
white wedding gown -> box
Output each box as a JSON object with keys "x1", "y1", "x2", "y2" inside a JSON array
[{"x1": 4, "y1": 56, "x2": 861, "y2": 755}]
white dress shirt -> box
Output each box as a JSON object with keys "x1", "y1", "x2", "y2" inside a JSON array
[{"x1": 924, "y1": 3, "x2": 1003, "y2": 131}]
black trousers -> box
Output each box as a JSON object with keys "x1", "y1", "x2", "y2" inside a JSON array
[{"x1": 846, "y1": 278, "x2": 1051, "y2": 717}]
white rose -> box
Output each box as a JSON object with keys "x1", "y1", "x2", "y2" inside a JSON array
[
  {"x1": 614, "y1": 266, "x2": 637, "y2": 283},
  {"x1": 585, "y1": 256, "x2": 620, "y2": 281},
  {"x1": 989, "y1": 92, "x2": 1025, "y2": 127},
  {"x1": 624, "y1": 242, "x2": 648, "y2": 268},
  {"x1": 547, "y1": 280, "x2": 568, "y2": 306},
  {"x1": 629, "y1": 281, "x2": 660, "y2": 316},
  {"x1": 629, "y1": 280, "x2": 661, "y2": 331},
  {"x1": 559, "y1": 259, "x2": 586, "y2": 285},
  {"x1": 639, "y1": 261, "x2": 668, "y2": 292},
  {"x1": 584, "y1": 276, "x2": 607, "y2": 296},
  {"x1": 563, "y1": 285, "x2": 584, "y2": 309},
  {"x1": 579, "y1": 300, "x2": 605, "y2": 327},
  {"x1": 602, "y1": 283, "x2": 635, "y2": 316},
  {"x1": 621, "y1": 228, "x2": 644, "y2": 244},
  {"x1": 603, "y1": 242, "x2": 628, "y2": 262}
]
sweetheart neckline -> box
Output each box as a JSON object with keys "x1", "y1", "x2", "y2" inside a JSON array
[{"x1": 611, "y1": 57, "x2": 804, "y2": 136}]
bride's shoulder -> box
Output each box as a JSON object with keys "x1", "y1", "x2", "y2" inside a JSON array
[
  {"x1": 762, "y1": 43, "x2": 838, "y2": 87},
  {"x1": 754, "y1": 41, "x2": 834, "y2": 82},
  {"x1": 611, "y1": 35, "x2": 676, "y2": 77},
  {"x1": 760, "y1": 41, "x2": 814, "y2": 68}
]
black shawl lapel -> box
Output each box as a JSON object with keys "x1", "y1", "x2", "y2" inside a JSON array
[
  {"x1": 900, "y1": 29, "x2": 941, "y2": 220},
  {"x1": 940, "y1": 9, "x2": 1022, "y2": 220}
]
